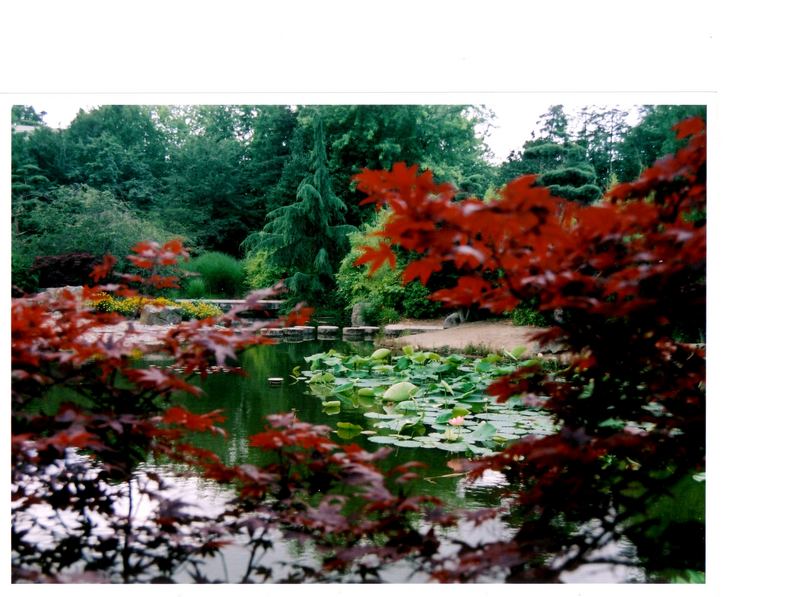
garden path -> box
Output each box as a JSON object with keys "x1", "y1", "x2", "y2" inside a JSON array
[{"x1": 383, "y1": 319, "x2": 550, "y2": 356}]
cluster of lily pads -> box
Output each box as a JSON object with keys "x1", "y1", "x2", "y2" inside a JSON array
[{"x1": 296, "y1": 345, "x2": 557, "y2": 455}]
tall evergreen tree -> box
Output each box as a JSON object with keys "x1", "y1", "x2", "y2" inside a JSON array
[
  {"x1": 244, "y1": 105, "x2": 299, "y2": 205},
  {"x1": 574, "y1": 106, "x2": 632, "y2": 189},
  {"x1": 616, "y1": 105, "x2": 707, "y2": 182},
  {"x1": 536, "y1": 104, "x2": 570, "y2": 144},
  {"x1": 243, "y1": 113, "x2": 355, "y2": 303},
  {"x1": 499, "y1": 105, "x2": 602, "y2": 204}
]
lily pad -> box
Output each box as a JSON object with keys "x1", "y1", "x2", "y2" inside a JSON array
[
  {"x1": 302, "y1": 345, "x2": 558, "y2": 455},
  {"x1": 462, "y1": 421, "x2": 497, "y2": 442},
  {"x1": 332, "y1": 381, "x2": 355, "y2": 394},
  {"x1": 308, "y1": 371, "x2": 335, "y2": 384},
  {"x1": 367, "y1": 435, "x2": 401, "y2": 445},
  {"x1": 336, "y1": 422, "x2": 363, "y2": 440},
  {"x1": 395, "y1": 400, "x2": 420, "y2": 413},
  {"x1": 382, "y1": 381, "x2": 418, "y2": 402},
  {"x1": 468, "y1": 445, "x2": 495, "y2": 456},
  {"x1": 363, "y1": 412, "x2": 401, "y2": 420},
  {"x1": 393, "y1": 439, "x2": 426, "y2": 448},
  {"x1": 370, "y1": 348, "x2": 391, "y2": 361},
  {"x1": 432, "y1": 441, "x2": 469, "y2": 453},
  {"x1": 322, "y1": 401, "x2": 341, "y2": 415}
]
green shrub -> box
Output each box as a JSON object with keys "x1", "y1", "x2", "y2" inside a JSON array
[
  {"x1": 11, "y1": 249, "x2": 38, "y2": 293},
  {"x1": 14, "y1": 185, "x2": 173, "y2": 268},
  {"x1": 400, "y1": 281, "x2": 442, "y2": 319},
  {"x1": 335, "y1": 211, "x2": 444, "y2": 323},
  {"x1": 511, "y1": 304, "x2": 552, "y2": 327},
  {"x1": 184, "y1": 277, "x2": 207, "y2": 299},
  {"x1": 185, "y1": 252, "x2": 244, "y2": 298},
  {"x1": 378, "y1": 306, "x2": 401, "y2": 324},
  {"x1": 242, "y1": 249, "x2": 286, "y2": 290}
]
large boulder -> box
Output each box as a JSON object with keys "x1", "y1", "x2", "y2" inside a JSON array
[
  {"x1": 140, "y1": 304, "x2": 182, "y2": 326},
  {"x1": 42, "y1": 286, "x2": 85, "y2": 302}
]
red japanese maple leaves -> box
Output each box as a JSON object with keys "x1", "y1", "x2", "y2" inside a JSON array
[
  {"x1": 352, "y1": 119, "x2": 707, "y2": 579},
  {"x1": 353, "y1": 120, "x2": 706, "y2": 324}
]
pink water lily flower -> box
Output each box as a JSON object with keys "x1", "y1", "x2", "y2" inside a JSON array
[{"x1": 448, "y1": 416, "x2": 466, "y2": 426}]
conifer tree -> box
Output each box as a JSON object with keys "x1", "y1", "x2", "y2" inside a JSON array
[
  {"x1": 243, "y1": 113, "x2": 355, "y2": 303},
  {"x1": 499, "y1": 105, "x2": 602, "y2": 204}
]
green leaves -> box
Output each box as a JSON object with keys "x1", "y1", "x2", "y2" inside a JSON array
[
  {"x1": 302, "y1": 347, "x2": 555, "y2": 455},
  {"x1": 335, "y1": 422, "x2": 363, "y2": 440},
  {"x1": 382, "y1": 381, "x2": 418, "y2": 402},
  {"x1": 370, "y1": 348, "x2": 391, "y2": 361},
  {"x1": 322, "y1": 400, "x2": 341, "y2": 415}
]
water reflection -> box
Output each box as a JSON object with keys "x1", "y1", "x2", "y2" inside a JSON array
[
  {"x1": 163, "y1": 341, "x2": 520, "y2": 580},
  {"x1": 167, "y1": 341, "x2": 648, "y2": 582},
  {"x1": 181, "y1": 341, "x2": 508, "y2": 509},
  {"x1": 176, "y1": 341, "x2": 654, "y2": 582}
]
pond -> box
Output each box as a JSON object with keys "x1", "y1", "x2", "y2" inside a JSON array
[
  {"x1": 19, "y1": 334, "x2": 702, "y2": 582},
  {"x1": 157, "y1": 339, "x2": 649, "y2": 583}
]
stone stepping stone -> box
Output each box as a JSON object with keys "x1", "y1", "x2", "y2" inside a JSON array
[
  {"x1": 342, "y1": 327, "x2": 365, "y2": 339},
  {"x1": 317, "y1": 325, "x2": 340, "y2": 338},
  {"x1": 261, "y1": 328, "x2": 284, "y2": 338}
]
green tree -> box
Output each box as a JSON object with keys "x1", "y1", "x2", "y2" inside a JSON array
[
  {"x1": 64, "y1": 106, "x2": 167, "y2": 209},
  {"x1": 157, "y1": 130, "x2": 254, "y2": 255},
  {"x1": 500, "y1": 144, "x2": 602, "y2": 204},
  {"x1": 250, "y1": 107, "x2": 313, "y2": 221},
  {"x1": 320, "y1": 105, "x2": 495, "y2": 216},
  {"x1": 243, "y1": 114, "x2": 355, "y2": 303},
  {"x1": 11, "y1": 124, "x2": 68, "y2": 198},
  {"x1": 11, "y1": 105, "x2": 46, "y2": 126},
  {"x1": 616, "y1": 105, "x2": 707, "y2": 182},
  {"x1": 574, "y1": 106, "x2": 632, "y2": 189},
  {"x1": 10, "y1": 103, "x2": 496, "y2": 290},
  {"x1": 536, "y1": 104, "x2": 570, "y2": 144},
  {"x1": 150, "y1": 105, "x2": 293, "y2": 256},
  {"x1": 13, "y1": 185, "x2": 172, "y2": 267},
  {"x1": 243, "y1": 105, "x2": 299, "y2": 205},
  {"x1": 498, "y1": 105, "x2": 602, "y2": 204}
]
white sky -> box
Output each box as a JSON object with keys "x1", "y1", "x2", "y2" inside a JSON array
[{"x1": 37, "y1": 100, "x2": 643, "y2": 164}]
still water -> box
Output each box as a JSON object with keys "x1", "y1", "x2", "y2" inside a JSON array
[
  {"x1": 157, "y1": 340, "x2": 645, "y2": 582},
  {"x1": 149, "y1": 340, "x2": 518, "y2": 581},
  {"x1": 180, "y1": 340, "x2": 507, "y2": 506}
]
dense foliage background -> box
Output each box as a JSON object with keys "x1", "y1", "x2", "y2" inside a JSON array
[{"x1": 12, "y1": 103, "x2": 705, "y2": 316}]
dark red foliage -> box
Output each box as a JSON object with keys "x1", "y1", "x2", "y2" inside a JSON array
[
  {"x1": 31, "y1": 252, "x2": 100, "y2": 288},
  {"x1": 354, "y1": 118, "x2": 706, "y2": 580},
  {"x1": 90, "y1": 254, "x2": 118, "y2": 283},
  {"x1": 160, "y1": 406, "x2": 226, "y2": 435},
  {"x1": 12, "y1": 238, "x2": 452, "y2": 583}
]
